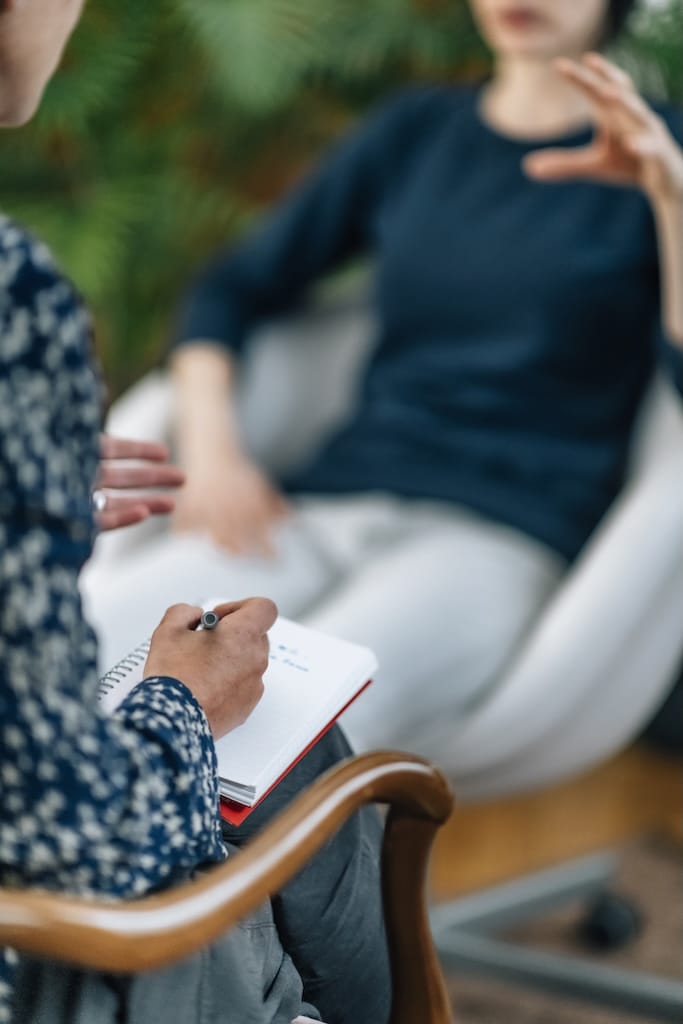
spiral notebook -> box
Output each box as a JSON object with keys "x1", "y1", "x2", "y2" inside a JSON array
[{"x1": 98, "y1": 616, "x2": 376, "y2": 825}]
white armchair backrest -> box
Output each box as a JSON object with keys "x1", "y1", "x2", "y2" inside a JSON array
[
  {"x1": 627, "y1": 370, "x2": 683, "y2": 478},
  {"x1": 236, "y1": 289, "x2": 378, "y2": 474}
]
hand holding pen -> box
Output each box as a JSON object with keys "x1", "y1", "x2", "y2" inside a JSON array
[{"x1": 144, "y1": 599, "x2": 277, "y2": 739}]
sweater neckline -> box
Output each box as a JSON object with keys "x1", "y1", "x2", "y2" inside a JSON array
[{"x1": 468, "y1": 84, "x2": 594, "y2": 150}]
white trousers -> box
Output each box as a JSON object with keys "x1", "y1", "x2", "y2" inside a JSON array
[{"x1": 81, "y1": 495, "x2": 565, "y2": 772}]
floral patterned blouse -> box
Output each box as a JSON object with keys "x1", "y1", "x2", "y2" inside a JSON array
[{"x1": 0, "y1": 215, "x2": 226, "y2": 1021}]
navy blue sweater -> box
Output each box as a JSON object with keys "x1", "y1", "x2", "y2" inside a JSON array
[{"x1": 175, "y1": 86, "x2": 682, "y2": 561}]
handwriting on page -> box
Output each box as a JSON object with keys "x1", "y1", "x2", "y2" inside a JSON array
[{"x1": 269, "y1": 643, "x2": 311, "y2": 674}]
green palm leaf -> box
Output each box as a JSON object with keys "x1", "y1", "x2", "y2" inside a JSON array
[{"x1": 175, "y1": 0, "x2": 338, "y2": 111}]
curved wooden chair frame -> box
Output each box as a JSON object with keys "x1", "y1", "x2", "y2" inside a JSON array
[{"x1": 0, "y1": 753, "x2": 454, "y2": 1024}]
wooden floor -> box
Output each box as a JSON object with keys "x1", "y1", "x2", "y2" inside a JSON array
[{"x1": 429, "y1": 745, "x2": 682, "y2": 901}]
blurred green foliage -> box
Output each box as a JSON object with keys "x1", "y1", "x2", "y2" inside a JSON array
[{"x1": 1, "y1": 0, "x2": 680, "y2": 395}]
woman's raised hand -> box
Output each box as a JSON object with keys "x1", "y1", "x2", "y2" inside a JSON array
[
  {"x1": 95, "y1": 435, "x2": 186, "y2": 532},
  {"x1": 144, "y1": 598, "x2": 278, "y2": 739},
  {"x1": 524, "y1": 53, "x2": 683, "y2": 207},
  {"x1": 173, "y1": 452, "x2": 290, "y2": 557}
]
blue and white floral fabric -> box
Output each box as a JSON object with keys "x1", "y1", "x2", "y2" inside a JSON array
[{"x1": 0, "y1": 216, "x2": 225, "y2": 1021}]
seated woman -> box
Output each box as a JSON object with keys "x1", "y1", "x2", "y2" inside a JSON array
[
  {"x1": 85, "y1": 0, "x2": 683, "y2": 767},
  {"x1": 0, "y1": 3, "x2": 390, "y2": 1023}
]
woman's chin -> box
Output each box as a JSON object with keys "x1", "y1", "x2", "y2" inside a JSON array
[{"x1": 489, "y1": 26, "x2": 574, "y2": 62}]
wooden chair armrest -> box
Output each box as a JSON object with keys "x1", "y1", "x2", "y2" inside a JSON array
[{"x1": 0, "y1": 753, "x2": 454, "y2": 1024}]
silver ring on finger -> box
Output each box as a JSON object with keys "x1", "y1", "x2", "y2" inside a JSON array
[{"x1": 92, "y1": 489, "x2": 108, "y2": 513}]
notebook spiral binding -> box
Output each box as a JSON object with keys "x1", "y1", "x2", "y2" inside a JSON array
[{"x1": 97, "y1": 638, "x2": 152, "y2": 698}]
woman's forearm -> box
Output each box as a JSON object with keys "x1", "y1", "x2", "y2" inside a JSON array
[
  {"x1": 652, "y1": 196, "x2": 683, "y2": 348},
  {"x1": 170, "y1": 340, "x2": 286, "y2": 548},
  {"x1": 172, "y1": 343, "x2": 245, "y2": 469}
]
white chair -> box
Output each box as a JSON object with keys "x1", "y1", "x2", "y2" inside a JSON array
[{"x1": 101, "y1": 285, "x2": 683, "y2": 799}]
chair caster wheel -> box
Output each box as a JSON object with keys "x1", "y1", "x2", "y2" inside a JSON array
[{"x1": 578, "y1": 892, "x2": 644, "y2": 952}]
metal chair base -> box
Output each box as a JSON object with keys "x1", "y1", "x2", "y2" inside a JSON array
[{"x1": 431, "y1": 853, "x2": 683, "y2": 1022}]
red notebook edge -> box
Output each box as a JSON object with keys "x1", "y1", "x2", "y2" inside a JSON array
[{"x1": 219, "y1": 678, "x2": 373, "y2": 827}]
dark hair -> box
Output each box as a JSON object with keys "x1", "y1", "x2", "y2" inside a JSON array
[{"x1": 604, "y1": 0, "x2": 638, "y2": 43}]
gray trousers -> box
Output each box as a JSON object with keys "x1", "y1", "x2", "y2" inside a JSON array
[
  {"x1": 84, "y1": 495, "x2": 566, "y2": 770},
  {"x1": 14, "y1": 728, "x2": 390, "y2": 1024}
]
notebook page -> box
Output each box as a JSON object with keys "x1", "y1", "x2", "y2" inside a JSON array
[{"x1": 215, "y1": 617, "x2": 377, "y2": 799}]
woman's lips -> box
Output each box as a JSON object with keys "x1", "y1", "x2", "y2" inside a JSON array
[{"x1": 496, "y1": 7, "x2": 546, "y2": 32}]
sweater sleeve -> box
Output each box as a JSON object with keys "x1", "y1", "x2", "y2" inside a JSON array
[
  {"x1": 0, "y1": 217, "x2": 225, "y2": 904},
  {"x1": 173, "y1": 89, "x2": 433, "y2": 353}
]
